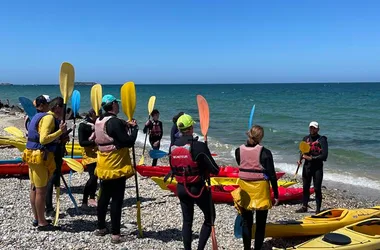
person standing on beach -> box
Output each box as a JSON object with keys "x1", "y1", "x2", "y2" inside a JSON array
[
  {"x1": 143, "y1": 109, "x2": 163, "y2": 166},
  {"x1": 45, "y1": 97, "x2": 71, "y2": 218},
  {"x1": 169, "y1": 114, "x2": 219, "y2": 250},
  {"x1": 232, "y1": 125, "x2": 279, "y2": 250},
  {"x1": 78, "y1": 108, "x2": 100, "y2": 208},
  {"x1": 170, "y1": 111, "x2": 184, "y2": 146},
  {"x1": 22, "y1": 97, "x2": 67, "y2": 231},
  {"x1": 296, "y1": 121, "x2": 328, "y2": 214},
  {"x1": 93, "y1": 94, "x2": 138, "y2": 244}
]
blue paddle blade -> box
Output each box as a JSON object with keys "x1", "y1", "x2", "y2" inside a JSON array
[
  {"x1": 248, "y1": 104, "x2": 255, "y2": 129},
  {"x1": 234, "y1": 214, "x2": 243, "y2": 238},
  {"x1": 149, "y1": 150, "x2": 168, "y2": 159},
  {"x1": 19, "y1": 97, "x2": 37, "y2": 119},
  {"x1": 71, "y1": 90, "x2": 81, "y2": 116}
]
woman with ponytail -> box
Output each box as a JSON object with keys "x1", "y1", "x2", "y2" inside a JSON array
[{"x1": 232, "y1": 125, "x2": 279, "y2": 250}]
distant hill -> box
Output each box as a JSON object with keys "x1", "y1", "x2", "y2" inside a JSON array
[
  {"x1": 0, "y1": 83, "x2": 13, "y2": 86},
  {"x1": 75, "y1": 82, "x2": 96, "y2": 86}
]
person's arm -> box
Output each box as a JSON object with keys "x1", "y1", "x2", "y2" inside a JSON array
[
  {"x1": 261, "y1": 148, "x2": 278, "y2": 199},
  {"x1": 78, "y1": 123, "x2": 95, "y2": 147},
  {"x1": 195, "y1": 142, "x2": 219, "y2": 175},
  {"x1": 143, "y1": 120, "x2": 152, "y2": 134},
  {"x1": 107, "y1": 117, "x2": 138, "y2": 148},
  {"x1": 312, "y1": 136, "x2": 328, "y2": 161},
  {"x1": 39, "y1": 115, "x2": 63, "y2": 145},
  {"x1": 235, "y1": 147, "x2": 241, "y2": 165}
]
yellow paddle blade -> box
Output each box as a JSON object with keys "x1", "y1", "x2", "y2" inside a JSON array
[
  {"x1": 278, "y1": 180, "x2": 297, "y2": 188},
  {"x1": 197, "y1": 95, "x2": 210, "y2": 138},
  {"x1": 148, "y1": 96, "x2": 156, "y2": 115},
  {"x1": 138, "y1": 155, "x2": 144, "y2": 166},
  {"x1": 4, "y1": 127, "x2": 24, "y2": 138},
  {"x1": 91, "y1": 83, "x2": 102, "y2": 116},
  {"x1": 210, "y1": 177, "x2": 238, "y2": 186},
  {"x1": 62, "y1": 158, "x2": 84, "y2": 173},
  {"x1": 120, "y1": 82, "x2": 136, "y2": 121},
  {"x1": 299, "y1": 141, "x2": 311, "y2": 154},
  {"x1": 59, "y1": 62, "x2": 75, "y2": 104}
]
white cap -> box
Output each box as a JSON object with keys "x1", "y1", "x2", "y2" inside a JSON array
[
  {"x1": 42, "y1": 95, "x2": 51, "y2": 102},
  {"x1": 309, "y1": 121, "x2": 319, "y2": 128}
]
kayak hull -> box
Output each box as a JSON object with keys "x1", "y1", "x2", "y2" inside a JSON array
[
  {"x1": 256, "y1": 206, "x2": 380, "y2": 238},
  {"x1": 165, "y1": 182, "x2": 310, "y2": 204},
  {"x1": 281, "y1": 218, "x2": 380, "y2": 249}
]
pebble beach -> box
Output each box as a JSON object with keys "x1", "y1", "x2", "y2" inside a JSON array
[{"x1": 0, "y1": 112, "x2": 378, "y2": 250}]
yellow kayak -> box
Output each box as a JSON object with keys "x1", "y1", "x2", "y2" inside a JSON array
[
  {"x1": 151, "y1": 176, "x2": 296, "y2": 191},
  {"x1": 0, "y1": 135, "x2": 83, "y2": 156},
  {"x1": 280, "y1": 218, "x2": 380, "y2": 249},
  {"x1": 253, "y1": 206, "x2": 380, "y2": 238}
]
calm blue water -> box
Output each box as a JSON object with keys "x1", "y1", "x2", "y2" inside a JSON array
[{"x1": 1, "y1": 83, "x2": 380, "y2": 190}]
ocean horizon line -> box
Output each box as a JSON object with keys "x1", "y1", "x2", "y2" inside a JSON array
[{"x1": 4, "y1": 81, "x2": 380, "y2": 86}]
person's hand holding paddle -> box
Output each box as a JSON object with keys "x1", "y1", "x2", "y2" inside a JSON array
[
  {"x1": 302, "y1": 155, "x2": 312, "y2": 161},
  {"x1": 59, "y1": 121, "x2": 67, "y2": 133}
]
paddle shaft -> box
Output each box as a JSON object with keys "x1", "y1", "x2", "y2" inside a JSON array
[
  {"x1": 60, "y1": 174, "x2": 79, "y2": 212},
  {"x1": 71, "y1": 118, "x2": 76, "y2": 158},
  {"x1": 141, "y1": 115, "x2": 150, "y2": 156},
  {"x1": 132, "y1": 143, "x2": 143, "y2": 237}
]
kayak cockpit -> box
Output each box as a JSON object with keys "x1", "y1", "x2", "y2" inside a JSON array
[
  {"x1": 348, "y1": 218, "x2": 380, "y2": 236},
  {"x1": 309, "y1": 209, "x2": 348, "y2": 220}
]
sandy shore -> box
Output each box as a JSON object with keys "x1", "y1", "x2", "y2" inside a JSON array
[{"x1": 0, "y1": 114, "x2": 378, "y2": 250}]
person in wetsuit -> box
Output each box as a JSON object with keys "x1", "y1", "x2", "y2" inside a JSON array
[
  {"x1": 233, "y1": 125, "x2": 279, "y2": 250},
  {"x1": 170, "y1": 111, "x2": 184, "y2": 146},
  {"x1": 143, "y1": 109, "x2": 163, "y2": 166},
  {"x1": 296, "y1": 121, "x2": 328, "y2": 214},
  {"x1": 78, "y1": 108, "x2": 100, "y2": 208},
  {"x1": 169, "y1": 113, "x2": 219, "y2": 250},
  {"x1": 93, "y1": 94, "x2": 138, "y2": 244}
]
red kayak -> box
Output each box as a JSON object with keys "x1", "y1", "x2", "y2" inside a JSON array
[
  {"x1": 167, "y1": 184, "x2": 314, "y2": 204},
  {"x1": 0, "y1": 159, "x2": 84, "y2": 176},
  {"x1": 136, "y1": 165, "x2": 285, "y2": 179}
]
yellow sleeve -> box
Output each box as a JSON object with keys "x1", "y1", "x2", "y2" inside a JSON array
[{"x1": 38, "y1": 115, "x2": 63, "y2": 145}]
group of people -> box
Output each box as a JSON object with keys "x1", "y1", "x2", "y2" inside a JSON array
[{"x1": 21, "y1": 92, "x2": 328, "y2": 249}]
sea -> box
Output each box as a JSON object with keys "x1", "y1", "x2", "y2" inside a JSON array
[{"x1": 1, "y1": 83, "x2": 380, "y2": 194}]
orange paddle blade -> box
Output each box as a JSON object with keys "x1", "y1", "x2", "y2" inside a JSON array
[{"x1": 196, "y1": 95, "x2": 209, "y2": 138}]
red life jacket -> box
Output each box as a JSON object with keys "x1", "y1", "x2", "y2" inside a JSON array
[
  {"x1": 170, "y1": 144, "x2": 200, "y2": 184},
  {"x1": 150, "y1": 121, "x2": 162, "y2": 137},
  {"x1": 238, "y1": 144, "x2": 266, "y2": 181},
  {"x1": 306, "y1": 137, "x2": 322, "y2": 156},
  {"x1": 170, "y1": 144, "x2": 207, "y2": 198}
]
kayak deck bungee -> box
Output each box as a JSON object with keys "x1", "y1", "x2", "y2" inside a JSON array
[
  {"x1": 254, "y1": 206, "x2": 380, "y2": 239},
  {"x1": 280, "y1": 217, "x2": 380, "y2": 249},
  {"x1": 136, "y1": 165, "x2": 286, "y2": 179}
]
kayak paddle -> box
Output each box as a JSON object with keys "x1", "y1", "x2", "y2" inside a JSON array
[
  {"x1": 4, "y1": 126, "x2": 24, "y2": 138},
  {"x1": 139, "y1": 96, "x2": 156, "y2": 166},
  {"x1": 248, "y1": 104, "x2": 255, "y2": 129},
  {"x1": 91, "y1": 84, "x2": 102, "y2": 116},
  {"x1": 197, "y1": 94, "x2": 218, "y2": 250},
  {"x1": 56, "y1": 62, "x2": 78, "y2": 225},
  {"x1": 19, "y1": 96, "x2": 37, "y2": 120},
  {"x1": 293, "y1": 141, "x2": 311, "y2": 180},
  {"x1": 69, "y1": 90, "x2": 80, "y2": 187},
  {"x1": 233, "y1": 214, "x2": 243, "y2": 238},
  {"x1": 121, "y1": 81, "x2": 143, "y2": 238}
]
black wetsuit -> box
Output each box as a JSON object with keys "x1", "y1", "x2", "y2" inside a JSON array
[
  {"x1": 235, "y1": 144, "x2": 279, "y2": 250},
  {"x1": 96, "y1": 112, "x2": 138, "y2": 235},
  {"x1": 143, "y1": 120, "x2": 163, "y2": 166},
  {"x1": 170, "y1": 135, "x2": 219, "y2": 250},
  {"x1": 78, "y1": 117, "x2": 98, "y2": 205},
  {"x1": 301, "y1": 134, "x2": 328, "y2": 213}
]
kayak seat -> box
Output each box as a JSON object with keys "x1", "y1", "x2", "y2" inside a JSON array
[
  {"x1": 322, "y1": 233, "x2": 351, "y2": 245},
  {"x1": 349, "y1": 219, "x2": 380, "y2": 236}
]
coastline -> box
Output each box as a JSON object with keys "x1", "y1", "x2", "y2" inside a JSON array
[{"x1": 0, "y1": 115, "x2": 378, "y2": 249}]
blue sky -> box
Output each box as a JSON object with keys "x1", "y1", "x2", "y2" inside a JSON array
[{"x1": 1, "y1": 0, "x2": 380, "y2": 84}]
